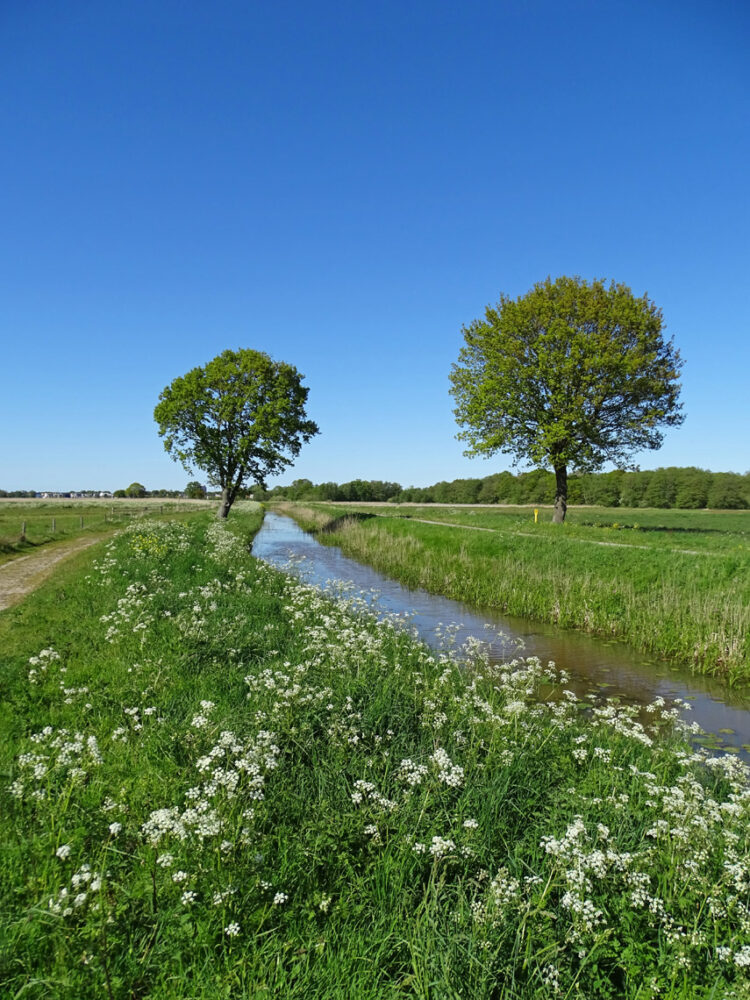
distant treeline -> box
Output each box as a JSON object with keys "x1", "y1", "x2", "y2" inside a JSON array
[
  {"x1": 0, "y1": 489, "x2": 205, "y2": 499},
  {"x1": 261, "y1": 467, "x2": 750, "y2": 509},
  {"x1": 259, "y1": 479, "x2": 403, "y2": 503},
  {"x1": 112, "y1": 488, "x2": 187, "y2": 498}
]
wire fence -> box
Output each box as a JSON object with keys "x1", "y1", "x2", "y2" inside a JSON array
[{"x1": 0, "y1": 501, "x2": 209, "y2": 554}]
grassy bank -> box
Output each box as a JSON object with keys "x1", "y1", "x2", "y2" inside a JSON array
[
  {"x1": 2, "y1": 504, "x2": 750, "y2": 997},
  {"x1": 273, "y1": 503, "x2": 750, "y2": 683}
]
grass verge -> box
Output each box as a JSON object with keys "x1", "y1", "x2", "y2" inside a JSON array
[{"x1": 2, "y1": 504, "x2": 750, "y2": 997}]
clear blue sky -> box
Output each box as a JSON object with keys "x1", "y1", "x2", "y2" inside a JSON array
[{"x1": 2, "y1": 0, "x2": 748, "y2": 491}]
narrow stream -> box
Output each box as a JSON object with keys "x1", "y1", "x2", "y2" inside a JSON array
[{"x1": 252, "y1": 511, "x2": 750, "y2": 755}]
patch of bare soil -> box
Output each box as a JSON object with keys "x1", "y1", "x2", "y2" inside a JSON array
[{"x1": 0, "y1": 536, "x2": 106, "y2": 612}]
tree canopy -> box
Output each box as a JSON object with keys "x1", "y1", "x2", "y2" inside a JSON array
[
  {"x1": 154, "y1": 349, "x2": 318, "y2": 518},
  {"x1": 449, "y1": 276, "x2": 684, "y2": 521}
]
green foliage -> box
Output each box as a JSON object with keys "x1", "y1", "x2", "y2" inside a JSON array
[
  {"x1": 124, "y1": 481, "x2": 146, "y2": 498},
  {"x1": 154, "y1": 349, "x2": 319, "y2": 517},
  {"x1": 644, "y1": 468, "x2": 677, "y2": 509},
  {"x1": 269, "y1": 479, "x2": 403, "y2": 503},
  {"x1": 708, "y1": 474, "x2": 749, "y2": 510},
  {"x1": 184, "y1": 480, "x2": 207, "y2": 499},
  {"x1": 450, "y1": 276, "x2": 685, "y2": 519}
]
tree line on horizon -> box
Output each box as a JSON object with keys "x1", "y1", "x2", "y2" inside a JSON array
[
  {"x1": 4, "y1": 468, "x2": 748, "y2": 510},
  {"x1": 259, "y1": 466, "x2": 750, "y2": 509},
  {"x1": 0, "y1": 482, "x2": 209, "y2": 500}
]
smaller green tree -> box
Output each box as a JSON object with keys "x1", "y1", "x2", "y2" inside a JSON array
[
  {"x1": 125, "y1": 482, "x2": 147, "y2": 498},
  {"x1": 184, "y1": 481, "x2": 207, "y2": 499},
  {"x1": 154, "y1": 349, "x2": 319, "y2": 518}
]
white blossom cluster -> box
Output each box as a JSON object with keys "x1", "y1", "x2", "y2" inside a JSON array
[
  {"x1": 9, "y1": 727, "x2": 103, "y2": 800},
  {"x1": 204, "y1": 520, "x2": 248, "y2": 565},
  {"x1": 27, "y1": 646, "x2": 61, "y2": 684},
  {"x1": 48, "y1": 864, "x2": 105, "y2": 919}
]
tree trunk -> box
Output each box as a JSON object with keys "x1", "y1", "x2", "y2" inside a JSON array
[
  {"x1": 552, "y1": 464, "x2": 568, "y2": 523},
  {"x1": 217, "y1": 488, "x2": 232, "y2": 519}
]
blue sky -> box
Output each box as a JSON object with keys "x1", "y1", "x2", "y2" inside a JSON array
[{"x1": 1, "y1": 0, "x2": 748, "y2": 491}]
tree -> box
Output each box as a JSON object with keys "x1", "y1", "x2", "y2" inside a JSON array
[
  {"x1": 449, "y1": 276, "x2": 684, "y2": 522},
  {"x1": 154, "y1": 349, "x2": 319, "y2": 519},
  {"x1": 644, "y1": 467, "x2": 677, "y2": 509},
  {"x1": 125, "y1": 482, "x2": 147, "y2": 498},
  {"x1": 707, "y1": 474, "x2": 749, "y2": 510},
  {"x1": 674, "y1": 468, "x2": 710, "y2": 509},
  {"x1": 184, "y1": 481, "x2": 207, "y2": 499}
]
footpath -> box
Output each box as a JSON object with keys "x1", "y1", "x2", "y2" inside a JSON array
[{"x1": 0, "y1": 536, "x2": 106, "y2": 611}]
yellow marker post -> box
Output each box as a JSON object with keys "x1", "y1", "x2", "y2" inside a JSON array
[{"x1": 534, "y1": 508, "x2": 539, "y2": 523}]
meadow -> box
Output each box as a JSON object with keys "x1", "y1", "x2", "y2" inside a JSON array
[
  {"x1": 272, "y1": 503, "x2": 750, "y2": 683},
  {"x1": 0, "y1": 499, "x2": 213, "y2": 566},
  {"x1": 2, "y1": 505, "x2": 750, "y2": 998}
]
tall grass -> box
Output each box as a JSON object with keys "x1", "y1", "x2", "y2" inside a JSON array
[
  {"x1": 275, "y1": 504, "x2": 750, "y2": 682},
  {"x1": 2, "y1": 505, "x2": 750, "y2": 997}
]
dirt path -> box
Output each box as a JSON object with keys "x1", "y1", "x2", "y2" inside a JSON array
[{"x1": 0, "y1": 535, "x2": 107, "y2": 612}]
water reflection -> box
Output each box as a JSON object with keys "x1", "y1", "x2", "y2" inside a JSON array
[{"x1": 252, "y1": 512, "x2": 750, "y2": 756}]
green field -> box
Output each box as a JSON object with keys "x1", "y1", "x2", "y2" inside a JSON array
[
  {"x1": 3, "y1": 505, "x2": 750, "y2": 998},
  {"x1": 0, "y1": 499, "x2": 213, "y2": 566},
  {"x1": 273, "y1": 502, "x2": 750, "y2": 683}
]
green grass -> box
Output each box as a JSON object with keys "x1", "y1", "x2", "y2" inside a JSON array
[
  {"x1": 273, "y1": 503, "x2": 750, "y2": 683},
  {"x1": 316, "y1": 502, "x2": 750, "y2": 554},
  {"x1": 0, "y1": 499, "x2": 214, "y2": 566},
  {"x1": 2, "y1": 503, "x2": 750, "y2": 997}
]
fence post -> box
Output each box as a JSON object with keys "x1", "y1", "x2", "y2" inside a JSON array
[
  {"x1": 52, "y1": 518, "x2": 56, "y2": 533},
  {"x1": 21, "y1": 521, "x2": 26, "y2": 541},
  {"x1": 80, "y1": 516, "x2": 84, "y2": 529}
]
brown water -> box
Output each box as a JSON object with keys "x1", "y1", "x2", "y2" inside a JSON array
[{"x1": 252, "y1": 511, "x2": 750, "y2": 756}]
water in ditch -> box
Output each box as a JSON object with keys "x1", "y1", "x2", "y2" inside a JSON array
[{"x1": 252, "y1": 511, "x2": 750, "y2": 756}]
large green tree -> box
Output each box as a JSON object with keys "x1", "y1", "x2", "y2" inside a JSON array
[
  {"x1": 450, "y1": 276, "x2": 684, "y2": 522},
  {"x1": 154, "y1": 349, "x2": 319, "y2": 518}
]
